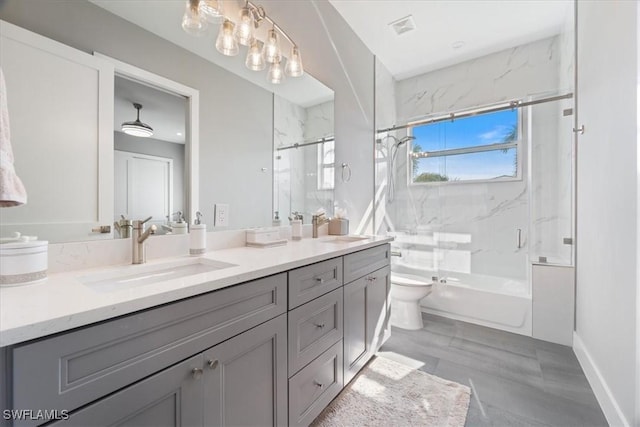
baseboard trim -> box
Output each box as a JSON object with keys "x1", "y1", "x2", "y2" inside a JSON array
[{"x1": 573, "y1": 331, "x2": 630, "y2": 427}]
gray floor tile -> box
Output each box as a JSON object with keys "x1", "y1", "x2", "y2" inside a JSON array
[{"x1": 380, "y1": 314, "x2": 608, "y2": 427}]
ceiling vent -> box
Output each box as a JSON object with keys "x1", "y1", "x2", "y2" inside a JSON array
[{"x1": 389, "y1": 15, "x2": 416, "y2": 36}]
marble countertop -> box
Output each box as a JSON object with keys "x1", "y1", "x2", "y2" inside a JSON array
[{"x1": 0, "y1": 235, "x2": 393, "y2": 347}]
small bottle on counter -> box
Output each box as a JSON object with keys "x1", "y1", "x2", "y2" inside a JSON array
[
  {"x1": 289, "y1": 212, "x2": 303, "y2": 241},
  {"x1": 190, "y1": 211, "x2": 206, "y2": 256}
]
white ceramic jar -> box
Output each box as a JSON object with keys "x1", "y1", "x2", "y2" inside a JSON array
[{"x1": 0, "y1": 240, "x2": 48, "y2": 286}]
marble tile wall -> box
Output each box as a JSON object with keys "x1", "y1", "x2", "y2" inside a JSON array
[{"x1": 380, "y1": 36, "x2": 573, "y2": 282}]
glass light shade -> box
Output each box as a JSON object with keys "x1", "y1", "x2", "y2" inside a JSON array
[
  {"x1": 245, "y1": 39, "x2": 266, "y2": 71},
  {"x1": 199, "y1": 0, "x2": 224, "y2": 23},
  {"x1": 182, "y1": 0, "x2": 208, "y2": 37},
  {"x1": 122, "y1": 123, "x2": 154, "y2": 138},
  {"x1": 267, "y1": 58, "x2": 284, "y2": 84},
  {"x1": 263, "y1": 29, "x2": 281, "y2": 64},
  {"x1": 216, "y1": 19, "x2": 239, "y2": 56},
  {"x1": 285, "y1": 46, "x2": 304, "y2": 77},
  {"x1": 235, "y1": 6, "x2": 255, "y2": 46}
]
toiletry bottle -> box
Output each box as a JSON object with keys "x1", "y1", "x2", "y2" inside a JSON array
[
  {"x1": 290, "y1": 212, "x2": 303, "y2": 241},
  {"x1": 272, "y1": 211, "x2": 281, "y2": 227},
  {"x1": 173, "y1": 211, "x2": 188, "y2": 235},
  {"x1": 190, "y1": 211, "x2": 206, "y2": 255}
]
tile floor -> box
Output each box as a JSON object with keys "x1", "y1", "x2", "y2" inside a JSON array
[{"x1": 379, "y1": 313, "x2": 608, "y2": 427}]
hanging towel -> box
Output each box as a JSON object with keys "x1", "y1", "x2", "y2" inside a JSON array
[{"x1": 0, "y1": 67, "x2": 27, "y2": 207}]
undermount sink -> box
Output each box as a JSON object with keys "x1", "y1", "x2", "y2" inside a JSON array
[
  {"x1": 320, "y1": 235, "x2": 371, "y2": 243},
  {"x1": 79, "y1": 258, "x2": 237, "y2": 293}
]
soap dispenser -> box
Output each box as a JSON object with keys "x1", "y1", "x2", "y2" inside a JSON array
[
  {"x1": 289, "y1": 212, "x2": 303, "y2": 241},
  {"x1": 190, "y1": 211, "x2": 206, "y2": 256},
  {"x1": 172, "y1": 211, "x2": 188, "y2": 235}
]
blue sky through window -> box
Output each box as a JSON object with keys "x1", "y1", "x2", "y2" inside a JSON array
[{"x1": 412, "y1": 109, "x2": 518, "y2": 181}]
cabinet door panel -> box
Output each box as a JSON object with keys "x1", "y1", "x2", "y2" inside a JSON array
[
  {"x1": 343, "y1": 266, "x2": 390, "y2": 384},
  {"x1": 49, "y1": 355, "x2": 203, "y2": 427},
  {"x1": 203, "y1": 314, "x2": 288, "y2": 427},
  {"x1": 343, "y1": 277, "x2": 368, "y2": 384}
]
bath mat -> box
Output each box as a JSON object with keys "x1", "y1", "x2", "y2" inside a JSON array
[{"x1": 311, "y1": 355, "x2": 471, "y2": 427}]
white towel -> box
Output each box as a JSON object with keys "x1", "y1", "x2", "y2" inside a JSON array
[{"x1": 0, "y1": 67, "x2": 27, "y2": 207}]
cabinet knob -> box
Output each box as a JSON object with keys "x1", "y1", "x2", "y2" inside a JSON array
[
  {"x1": 207, "y1": 359, "x2": 219, "y2": 370},
  {"x1": 191, "y1": 367, "x2": 204, "y2": 380},
  {"x1": 313, "y1": 380, "x2": 324, "y2": 389}
]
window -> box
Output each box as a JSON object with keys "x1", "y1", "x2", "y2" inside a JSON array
[
  {"x1": 410, "y1": 109, "x2": 520, "y2": 184},
  {"x1": 317, "y1": 140, "x2": 335, "y2": 190}
]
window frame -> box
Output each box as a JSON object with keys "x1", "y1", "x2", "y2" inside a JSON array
[
  {"x1": 317, "y1": 139, "x2": 335, "y2": 190},
  {"x1": 407, "y1": 107, "x2": 523, "y2": 186}
]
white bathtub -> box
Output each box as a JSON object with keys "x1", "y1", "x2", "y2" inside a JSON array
[{"x1": 392, "y1": 263, "x2": 532, "y2": 336}]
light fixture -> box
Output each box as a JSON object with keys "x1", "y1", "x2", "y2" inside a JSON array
[
  {"x1": 181, "y1": 0, "x2": 304, "y2": 82},
  {"x1": 235, "y1": 3, "x2": 255, "y2": 46},
  {"x1": 199, "y1": 0, "x2": 224, "y2": 23},
  {"x1": 122, "y1": 103, "x2": 153, "y2": 138},
  {"x1": 216, "y1": 19, "x2": 239, "y2": 56},
  {"x1": 263, "y1": 28, "x2": 281, "y2": 64},
  {"x1": 267, "y1": 57, "x2": 284, "y2": 84},
  {"x1": 285, "y1": 45, "x2": 303, "y2": 77},
  {"x1": 181, "y1": 0, "x2": 208, "y2": 37},
  {"x1": 245, "y1": 39, "x2": 266, "y2": 71}
]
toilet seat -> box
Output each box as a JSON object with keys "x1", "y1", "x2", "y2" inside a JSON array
[{"x1": 391, "y1": 273, "x2": 433, "y2": 287}]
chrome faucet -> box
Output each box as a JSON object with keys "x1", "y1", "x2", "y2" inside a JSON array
[
  {"x1": 132, "y1": 216, "x2": 157, "y2": 264},
  {"x1": 312, "y1": 213, "x2": 330, "y2": 238}
]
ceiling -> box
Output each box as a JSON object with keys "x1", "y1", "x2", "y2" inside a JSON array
[
  {"x1": 115, "y1": 76, "x2": 187, "y2": 144},
  {"x1": 328, "y1": 0, "x2": 573, "y2": 80}
]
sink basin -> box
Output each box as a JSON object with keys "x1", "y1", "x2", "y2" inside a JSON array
[
  {"x1": 320, "y1": 235, "x2": 371, "y2": 243},
  {"x1": 79, "y1": 258, "x2": 237, "y2": 293}
]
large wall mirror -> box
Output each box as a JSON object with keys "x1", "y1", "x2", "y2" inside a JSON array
[
  {"x1": 0, "y1": 0, "x2": 334, "y2": 243},
  {"x1": 273, "y1": 84, "x2": 334, "y2": 225}
]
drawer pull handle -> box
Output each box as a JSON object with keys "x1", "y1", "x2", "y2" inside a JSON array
[
  {"x1": 313, "y1": 380, "x2": 324, "y2": 389},
  {"x1": 314, "y1": 323, "x2": 326, "y2": 329},
  {"x1": 191, "y1": 367, "x2": 204, "y2": 380},
  {"x1": 207, "y1": 359, "x2": 219, "y2": 370},
  {"x1": 367, "y1": 276, "x2": 377, "y2": 282},
  {"x1": 315, "y1": 277, "x2": 325, "y2": 284}
]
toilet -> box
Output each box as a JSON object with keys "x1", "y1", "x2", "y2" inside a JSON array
[{"x1": 390, "y1": 272, "x2": 434, "y2": 330}]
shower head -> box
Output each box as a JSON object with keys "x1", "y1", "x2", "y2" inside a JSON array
[
  {"x1": 378, "y1": 134, "x2": 416, "y2": 148},
  {"x1": 395, "y1": 136, "x2": 416, "y2": 147}
]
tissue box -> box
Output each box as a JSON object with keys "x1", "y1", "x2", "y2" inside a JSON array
[
  {"x1": 246, "y1": 227, "x2": 281, "y2": 244},
  {"x1": 328, "y1": 218, "x2": 349, "y2": 235},
  {"x1": 0, "y1": 240, "x2": 48, "y2": 286}
]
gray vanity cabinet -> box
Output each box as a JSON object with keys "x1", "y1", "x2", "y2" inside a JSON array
[
  {"x1": 203, "y1": 314, "x2": 288, "y2": 427},
  {"x1": 49, "y1": 355, "x2": 204, "y2": 427},
  {"x1": 343, "y1": 249, "x2": 391, "y2": 384}
]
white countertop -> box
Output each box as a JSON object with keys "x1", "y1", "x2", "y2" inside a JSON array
[{"x1": 0, "y1": 236, "x2": 392, "y2": 347}]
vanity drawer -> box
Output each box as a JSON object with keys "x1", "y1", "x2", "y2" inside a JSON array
[
  {"x1": 343, "y1": 243, "x2": 390, "y2": 284},
  {"x1": 288, "y1": 288, "x2": 343, "y2": 376},
  {"x1": 288, "y1": 340, "x2": 343, "y2": 427},
  {"x1": 288, "y1": 257, "x2": 343, "y2": 309},
  {"x1": 11, "y1": 273, "x2": 287, "y2": 422}
]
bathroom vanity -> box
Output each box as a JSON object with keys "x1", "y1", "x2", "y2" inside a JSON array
[{"x1": 0, "y1": 238, "x2": 392, "y2": 427}]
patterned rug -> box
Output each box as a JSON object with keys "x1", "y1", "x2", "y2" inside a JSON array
[{"x1": 311, "y1": 356, "x2": 471, "y2": 427}]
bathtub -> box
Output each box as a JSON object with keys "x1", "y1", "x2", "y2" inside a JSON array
[{"x1": 392, "y1": 263, "x2": 532, "y2": 336}]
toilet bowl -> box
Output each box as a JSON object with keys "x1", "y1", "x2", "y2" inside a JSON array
[{"x1": 390, "y1": 273, "x2": 434, "y2": 330}]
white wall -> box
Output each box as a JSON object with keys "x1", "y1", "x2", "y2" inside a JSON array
[{"x1": 574, "y1": 1, "x2": 638, "y2": 426}]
